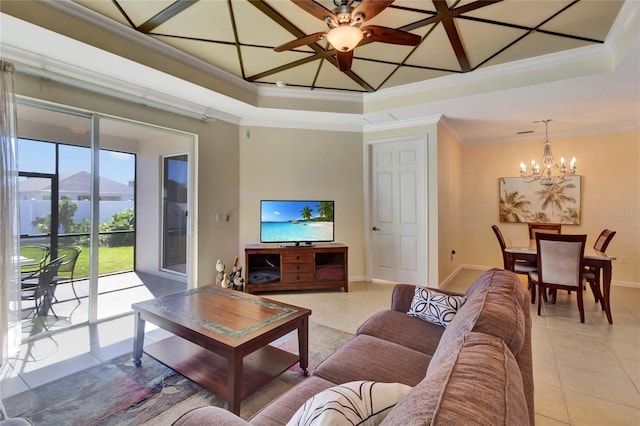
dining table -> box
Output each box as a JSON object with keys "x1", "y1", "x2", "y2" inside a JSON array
[
  {"x1": 13, "y1": 255, "x2": 36, "y2": 267},
  {"x1": 504, "y1": 240, "x2": 616, "y2": 324}
]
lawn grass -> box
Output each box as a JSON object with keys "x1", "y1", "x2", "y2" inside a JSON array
[
  {"x1": 21, "y1": 244, "x2": 134, "y2": 279},
  {"x1": 66, "y1": 245, "x2": 134, "y2": 278}
]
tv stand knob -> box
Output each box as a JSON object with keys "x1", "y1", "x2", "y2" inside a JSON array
[{"x1": 372, "y1": 226, "x2": 380, "y2": 231}]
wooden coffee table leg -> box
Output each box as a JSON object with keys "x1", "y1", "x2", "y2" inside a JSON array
[
  {"x1": 133, "y1": 311, "x2": 145, "y2": 367},
  {"x1": 228, "y1": 353, "x2": 243, "y2": 415},
  {"x1": 298, "y1": 317, "x2": 309, "y2": 376}
]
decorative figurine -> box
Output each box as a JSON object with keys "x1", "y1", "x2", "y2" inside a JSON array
[
  {"x1": 229, "y1": 256, "x2": 244, "y2": 290},
  {"x1": 233, "y1": 276, "x2": 245, "y2": 291},
  {"x1": 215, "y1": 259, "x2": 225, "y2": 286},
  {"x1": 221, "y1": 273, "x2": 230, "y2": 288}
]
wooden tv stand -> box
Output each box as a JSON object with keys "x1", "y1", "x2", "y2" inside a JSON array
[{"x1": 245, "y1": 243, "x2": 348, "y2": 294}]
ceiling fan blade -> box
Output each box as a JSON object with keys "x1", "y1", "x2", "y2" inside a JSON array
[
  {"x1": 361, "y1": 25, "x2": 421, "y2": 46},
  {"x1": 352, "y1": 0, "x2": 395, "y2": 21},
  {"x1": 336, "y1": 50, "x2": 354, "y2": 72},
  {"x1": 292, "y1": 0, "x2": 336, "y2": 22},
  {"x1": 274, "y1": 32, "x2": 327, "y2": 52}
]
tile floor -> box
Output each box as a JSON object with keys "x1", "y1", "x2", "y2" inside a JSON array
[
  {"x1": 20, "y1": 271, "x2": 187, "y2": 340},
  {"x1": 2, "y1": 268, "x2": 639, "y2": 425}
]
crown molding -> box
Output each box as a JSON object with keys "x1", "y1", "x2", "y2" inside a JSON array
[
  {"x1": 241, "y1": 115, "x2": 363, "y2": 133},
  {"x1": 257, "y1": 85, "x2": 363, "y2": 103},
  {"x1": 363, "y1": 114, "x2": 442, "y2": 133},
  {"x1": 363, "y1": 2, "x2": 639, "y2": 107},
  {"x1": 364, "y1": 43, "x2": 612, "y2": 107},
  {"x1": 44, "y1": 0, "x2": 258, "y2": 97}
]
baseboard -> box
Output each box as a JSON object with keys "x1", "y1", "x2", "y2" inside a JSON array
[
  {"x1": 610, "y1": 280, "x2": 640, "y2": 289},
  {"x1": 440, "y1": 265, "x2": 465, "y2": 289}
]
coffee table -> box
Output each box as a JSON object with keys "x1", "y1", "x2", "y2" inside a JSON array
[{"x1": 132, "y1": 285, "x2": 311, "y2": 415}]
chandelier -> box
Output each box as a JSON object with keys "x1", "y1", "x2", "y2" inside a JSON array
[{"x1": 519, "y1": 119, "x2": 576, "y2": 187}]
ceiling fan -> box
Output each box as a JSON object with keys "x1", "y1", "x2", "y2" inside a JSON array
[{"x1": 274, "y1": 0, "x2": 421, "y2": 72}]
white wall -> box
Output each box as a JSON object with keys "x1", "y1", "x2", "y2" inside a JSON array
[{"x1": 238, "y1": 126, "x2": 366, "y2": 279}]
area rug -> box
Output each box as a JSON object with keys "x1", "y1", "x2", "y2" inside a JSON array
[{"x1": 4, "y1": 322, "x2": 353, "y2": 425}]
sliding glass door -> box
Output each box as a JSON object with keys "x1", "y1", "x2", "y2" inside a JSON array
[
  {"x1": 16, "y1": 105, "x2": 93, "y2": 336},
  {"x1": 162, "y1": 154, "x2": 189, "y2": 274},
  {"x1": 16, "y1": 100, "x2": 195, "y2": 338}
]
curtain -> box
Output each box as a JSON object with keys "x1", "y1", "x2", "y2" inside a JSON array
[{"x1": 0, "y1": 60, "x2": 21, "y2": 364}]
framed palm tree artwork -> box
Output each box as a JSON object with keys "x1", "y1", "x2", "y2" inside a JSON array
[{"x1": 499, "y1": 176, "x2": 581, "y2": 224}]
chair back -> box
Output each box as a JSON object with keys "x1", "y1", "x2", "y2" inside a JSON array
[
  {"x1": 528, "y1": 223, "x2": 562, "y2": 239},
  {"x1": 535, "y1": 233, "x2": 586, "y2": 288},
  {"x1": 34, "y1": 257, "x2": 64, "y2": 297},
  {"x1": 593, "y1": 229, "x2": 616, "y2": 253},
  {"x1": 491, "y1": 225, "x2": 509, "y2": 269},
  {"x1": 20, "y1": 244, "x2": 50, "y2": 273},
  {"x1": 56, "y1": 246, "x2": 81, "y2": 274}
]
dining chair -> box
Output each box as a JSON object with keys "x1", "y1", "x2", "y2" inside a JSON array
[
  {"x1": 51, "y1": 246, "x2": 82, "y2": 302},
  {"x1": 528, "y1": 223, "x2": 562, "y2": 239},
  {"x1": 21, "y1": 256, "x2": 64, "y2": 320},
  {"x1": 491, "y1": 225, "x2": 537, "y2": 303},
  {"x1": 529, "y1": 233, "x2": 587, "y2": 323},
  {"x1": 584, "y1": 229, "x2": 616, "y2": 306}
]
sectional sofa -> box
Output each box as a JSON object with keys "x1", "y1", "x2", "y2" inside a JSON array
[{"x1": 174, "y1": 268, "x2": 533, "y2": 425}]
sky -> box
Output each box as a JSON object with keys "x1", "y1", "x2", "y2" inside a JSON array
[{"x1": 18, "y1": 139, "x2": 135, "y2": 184}]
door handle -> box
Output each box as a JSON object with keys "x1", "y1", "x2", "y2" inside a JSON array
[{"x1": 372, "y1": 227, "x2": 380, "y2": 231}]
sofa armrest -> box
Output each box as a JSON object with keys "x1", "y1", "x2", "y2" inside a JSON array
[
  {"x1": 390, "y1": 284, "x2": 418, "y2": 312},
  {"x1": 172, "y1": 406, "x2": 250, "y2": 426},
  {"x1": 391, "y1": 284, "x2": 464, "y2": 312}
]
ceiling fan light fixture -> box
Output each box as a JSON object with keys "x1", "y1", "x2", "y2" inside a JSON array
[{"x1": 326, "y1": 25, "x2": 363, "y2": 52}]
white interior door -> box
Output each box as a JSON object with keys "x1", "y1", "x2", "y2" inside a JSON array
[{"x1": 369, "y1": 138, "x2": 425, "y2": 283}]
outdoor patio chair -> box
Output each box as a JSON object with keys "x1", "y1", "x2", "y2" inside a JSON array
[
  {"x1": 51, "y1": 246, "x2": 82, "y2": 302},
  {"x1": 21, "y1": 257, "x2": 64, "y2": 320},
  {"x1": 19, "y1": 244, "x2": 50, "y2": 280}
]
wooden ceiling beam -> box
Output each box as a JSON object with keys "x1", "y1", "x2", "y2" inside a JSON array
[
  {"x1": 137, "y1": 0, "x2": 198, "y2": 33},
  {"x1": 434, "y1": 0, "x2": 470, "y2": 72}
]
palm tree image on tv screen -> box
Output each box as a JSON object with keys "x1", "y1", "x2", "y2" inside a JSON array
[{"x1": 260, "y1": 200, "x2": 335, "y2": 244}]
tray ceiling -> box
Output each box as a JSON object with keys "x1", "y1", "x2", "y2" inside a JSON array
[{"x1": 72, "y1": 0, "x2": 625, "y2": 93}]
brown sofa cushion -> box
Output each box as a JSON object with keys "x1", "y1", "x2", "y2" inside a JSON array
[
  {"x1": 380, "y1": 332, "x2": 529, "y2": 426},
  {"x1": 355, "y1": 309, "x2": 445, "y2": 355},
  {"x1": 436, "y1": 268, "x2": 526, "y2": 358},
  {"x1": 250, "y1": 376, "x2": 336, "y2": 426},
  {"x1": 313, "y1": 334, "x2": 431, "y2": 387},
  {"x1": 173, "y1": 406, "x2": 250, "y2": 426},
  {"x1": 172, "y1": 377, "x2": 337, "y2": 426},
  {"x1": 433, "y1": 268, "x2": 534, "y2": 424}
]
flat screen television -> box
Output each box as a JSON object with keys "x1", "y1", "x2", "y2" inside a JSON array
[{"x1": 260, "y1": 200, "x2": 335, "y2": 245}]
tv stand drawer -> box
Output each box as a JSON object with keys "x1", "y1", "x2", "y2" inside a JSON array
[
  {"x1": 281, "y1": 272, "x2": 314, "y2": 283},
  {"x1": 282, "y1": 262, "x2": 314, "y2": 273},
  {"x1": 282, "y1": 253, "x2": 314, "y2": 263}
]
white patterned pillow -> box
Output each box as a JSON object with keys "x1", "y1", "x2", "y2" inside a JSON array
[
  {"x1": 407, "y1": 287, "x2": 467, "y2": 327},
  {"x1": 286, "y1": 381, "x2": 412, "y2": 426}
]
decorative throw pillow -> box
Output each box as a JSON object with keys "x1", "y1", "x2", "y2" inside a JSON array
[
  {"x1": 407, "y1": 287, "x2": 467, "y2": 327},
  {"x1": 286, "y1": 381, "x2": 412, "y2": 426}
]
